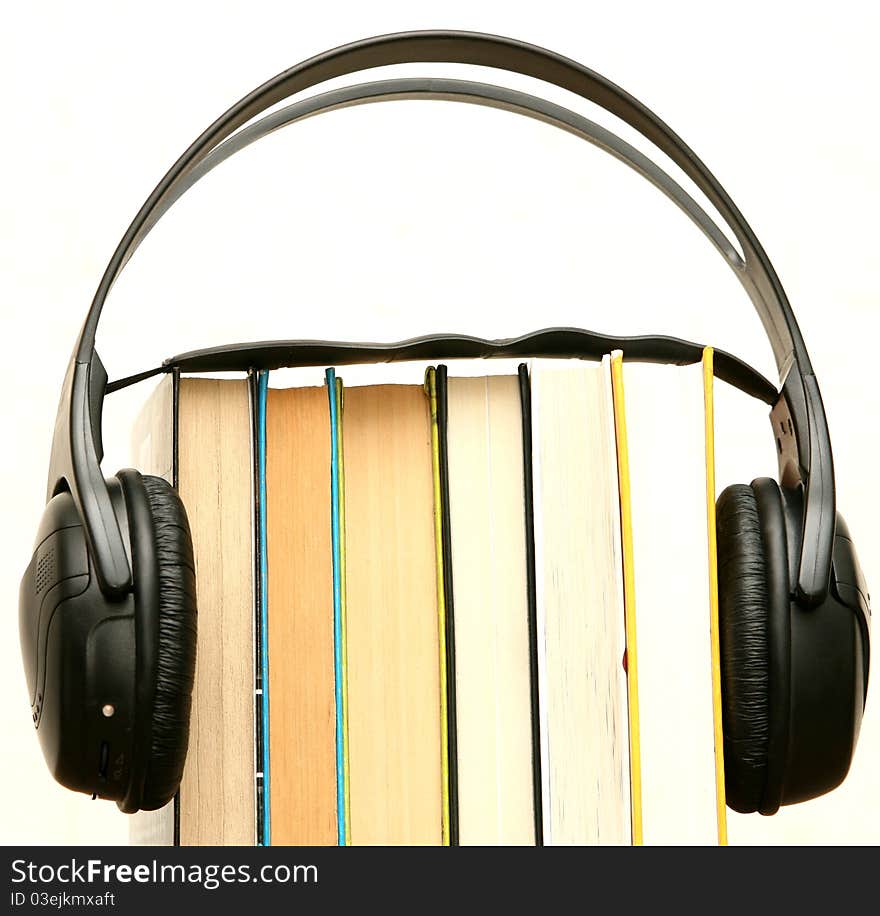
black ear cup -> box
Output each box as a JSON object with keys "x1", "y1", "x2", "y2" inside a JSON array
[
  {"x1": 22, "y1": 469, "x2": 198, "y2": 812},
  {"x1": 118, "y1": 469, "x2": 197, "y2": 811},
  {"x1": 716, "y1": 478, "x2": 871, "y2": 815},
  {"x1": 716, "y1": 484, "x2": 772, "y2": 813},
  {"x1": 137, "y1": 475, "x2": 197, "y2": 810}
]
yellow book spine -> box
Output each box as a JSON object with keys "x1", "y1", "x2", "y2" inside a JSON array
[
  {"x1": 425, "y1": 368, "x2": 451, "y2": 846},
  {"x1": 610, "y1": 353, "x2": 643, "y2": 846},
  {"x1": 702, "y1": 348, "x2": 728, "y2": 846}
]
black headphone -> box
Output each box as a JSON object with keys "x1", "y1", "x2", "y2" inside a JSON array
[{"x1": 19, "y1": 30, "x2": 870, "y2": 819}]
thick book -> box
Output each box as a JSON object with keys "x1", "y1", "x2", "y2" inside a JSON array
[
  {"x1": 265, "y1": 383, "x2": 338, "y2": 845},
  {"x1": 442, "y1": 371, "x2": 537, "y2": 845},
  {"x1": 131, "y1": 374, "x2": 256, "y2": 846},
  {"x1": 530, "y1": 356, "x2": 632, "y2": 845},
  {"x1": 341, "y1": 383, "x2": 444, "y2": 845},
  {"x1": 611, "y1": 350, "x2": 726, "y2": 845}
]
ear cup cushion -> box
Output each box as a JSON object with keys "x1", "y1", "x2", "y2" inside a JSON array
[
  {"x1": 140, "y1": 475, "x2": 197, "y2": 810},
  {"x1": 716, "y1": 484, "x2": 770, "y2": 814}
]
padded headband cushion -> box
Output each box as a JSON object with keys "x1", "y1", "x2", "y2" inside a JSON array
[
  {"x1": 140, "y1": 475, "x2": 197, "y2": 810},
  {"x1": 716, "y1": 484, "x2": 770, "y2": 814}
]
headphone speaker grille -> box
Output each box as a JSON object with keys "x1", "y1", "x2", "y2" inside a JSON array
[{"x1": 35, "y1": 548, "x2": 57, "y2": 596}]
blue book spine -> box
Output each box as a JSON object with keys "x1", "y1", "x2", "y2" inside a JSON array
[
  {"x1": 257, "y1": 370, "x2": 271, "y2": 845},
  {"x1": 327, "y1": 368, "x2": 347, "y2": 846}
]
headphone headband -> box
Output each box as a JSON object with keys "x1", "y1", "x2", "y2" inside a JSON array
[
  {"x1": 135, "y1": 78, "x2": 746, "y2": 293},
  {"x1": 48, "y1": 30, "x2": 834, "y2": 603}
]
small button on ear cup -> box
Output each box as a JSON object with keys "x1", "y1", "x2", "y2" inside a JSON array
[
  {"x1": 716, "y1": 484, "x2": 770, "y2": 814},
  {"x1": 139, "y1": 475, "x2": 197, "y2": 810}
]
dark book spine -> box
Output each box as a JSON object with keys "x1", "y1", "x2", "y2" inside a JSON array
[
  {"x1": 518, "y1": 363, "x2": 544, "y2": 846},
  {"x1": 435, "y1": 365, "x2": 459, "y2": 846},
  {"x1": 250, "y1": 369, "x2": 269, "y2": 846}
]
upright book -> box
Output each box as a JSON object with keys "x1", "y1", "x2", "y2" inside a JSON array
[
  {"x1": 131, "y1": 374, "x2": 256, "y2": 845},
  {"x1": 264, "y1": 383, "x2": 338, "y2": 845},
  {"x1": 441, "y1": 370, "x2": 538, "y2": 845},
  {"x1": 611, "y1": 349, "x2": 726, "y2": 845},
  {"x1": 530, "y1": 356, "x2": 632, "y2": 845},
  {"x1": 341, "y1": 382, "x2": 444, "y2": 845}
]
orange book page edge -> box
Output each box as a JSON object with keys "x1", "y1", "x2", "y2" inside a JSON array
[
  {"x1": 610, "y1": 353, "x2": 643, "y2": 846},
  {"x1": 703, "y1": 347, "x2": 729, "y2": 845}
]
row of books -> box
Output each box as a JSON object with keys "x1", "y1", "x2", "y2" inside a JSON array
[{"x1": 131, "y1": 350, "x2": 726, "y2": 846}]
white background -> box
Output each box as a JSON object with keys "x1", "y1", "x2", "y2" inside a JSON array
[{"x1": 1, "y1": 1, "x2": 877, "y2": 845}]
